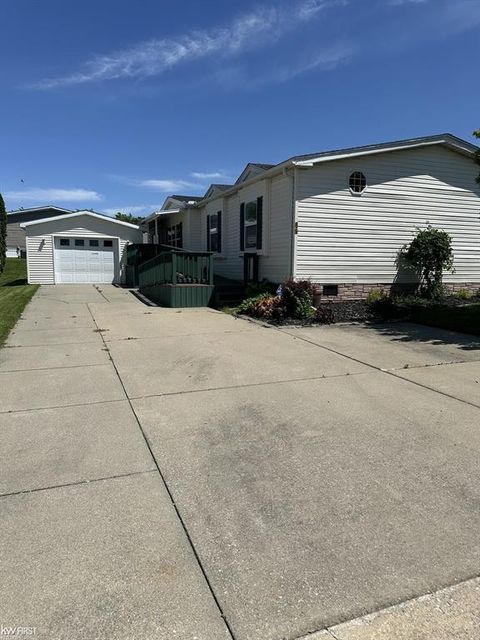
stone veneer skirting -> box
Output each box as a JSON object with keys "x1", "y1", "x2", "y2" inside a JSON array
[{"x1": 318, "y1": 282, "x2": 480, "y2": 301}]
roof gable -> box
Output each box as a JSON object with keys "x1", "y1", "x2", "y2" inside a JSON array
[
  {"x1": 290, "y1": 134, "x2": 478, "y2": 167},
  {"x1": 161, "y1": 195, "x2": 203, "y2": 210},
  {"x1": 234, "y1": 163, "x2": 275, "y2": 185},
  {"x1": 20, "y1": 210, "x2": 140, "y2": 230},
  {"x1": 202, "y1": 184, "x2": 233, "y2": 199}
]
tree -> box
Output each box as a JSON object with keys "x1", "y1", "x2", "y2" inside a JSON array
[
  {"x1": 115, "y1": 212, "x2": 144, "y2": 225},
  {"x1": 0, "y1": 193, "x2": 7, "y2": 275},
  {"x1": 474, "y1": 129, "x2": 480, "y2": 184},
  {"x1": 401, "y1": 226, "x2": 454, "y2": 299}
]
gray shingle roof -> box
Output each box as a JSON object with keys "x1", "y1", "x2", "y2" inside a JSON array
[
  {"x1": 286, "y1": 133, "x2": 478, "y2": 164},
  {"x1": 170, "y1": 194, "x2": 203, "y2": 202}
]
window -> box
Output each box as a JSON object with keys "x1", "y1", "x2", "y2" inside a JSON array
[
  {"x1": 323, "y1": 284, "x2": 338, "y2": 297},
  {"x1": 240, "y1": 197, "x2": 263, "y2": 251},
  {"x1": 165, "y1": 223, "x2": 183, "y2": 248},
  {"x1": 245, "y1": 202, "x2": 257, "y2": 249},
  {"x1": 207, "y1": 212, "x2": 222, "y2": 253},
  {"x1": 59, "y1": 238, "x2": 70, "y2": 246},
  {"x1": 104, "y1": 240, "x2": 113, "y2": 247},
  {"x1": 349, "y1": 171, "x2": 367, "y2": 194},
  {"x1": 89, "y1": 239, "x2": 99, "y2": 247},
  {"x1": 75, "y1": 239, "x2": 85, "y2": 247}
]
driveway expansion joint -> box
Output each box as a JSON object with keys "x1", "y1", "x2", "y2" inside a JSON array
[
  {"x1": 0, "y1": 468, "x2": 157, "y2": 499},
  {"x1": 383, "y1": 358, "x2": 480, "y2": 372},
  {"x1": 0, "y1": 362, "x2": 110, "y2": 374},
  {"x1": 127, "y1": 371, "x2": 372, "y2": 401},
  {"x1": 0, "y1": 397, "x2": 130, "y2": 416}
]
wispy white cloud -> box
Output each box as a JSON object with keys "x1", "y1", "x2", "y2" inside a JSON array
[
  {"x1": 190, "y1": 171, "x2": 234, "y2": 182},
  {"x1": 31, "y1": 0, "x2": 347, "y2": 89},
  {"x1": 262, "y1": 44, "x2": 355, "y2": 83},
  {"x1": 4, "y1": 188, "x2": 103, "y2": 203},
  {"x1": 387, "y1": 0, "x2": 428, "y2": 6},
  {"x1": 438, "y1": 0, "x2": 480, "y2": 33},
  {"x1": 213, "y1": 42, "x2": 354, "y2": 90},
  {"x1": 110, "y1": 174, "x2": 206, "y2": 192},
  {"x1": 138, "y1": 178, "x2": 204, "y2": 192}
]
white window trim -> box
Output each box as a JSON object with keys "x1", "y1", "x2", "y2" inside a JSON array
[{"x1": 349, "y1": 171, "x2": 367, "y2": 196}]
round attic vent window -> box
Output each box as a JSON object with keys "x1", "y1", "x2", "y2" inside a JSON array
[{"x1": 349, "y1": 171, "x2": 367, "y2": 194}]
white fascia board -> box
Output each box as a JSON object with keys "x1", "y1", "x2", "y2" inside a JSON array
[
  {"x1": 292, "y1": 140, "x2": 474, "y2": 167},
  {"x1": 142, "y1": 209, "x2": 182, "y2": 223},
  {"x1": 20, "y1": 211, "x2": 140, "y2": 230}
]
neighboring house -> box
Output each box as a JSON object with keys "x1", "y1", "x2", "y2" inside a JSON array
[
  {"x1": 144, "y1": 134, "x2": 480, "y2": 298},
  {"x1": 21, "y1": 211, "x2": 142, "y2": 284},
  {"x1": 6, "y1": 206, "x2": 73, "y2": 257}
]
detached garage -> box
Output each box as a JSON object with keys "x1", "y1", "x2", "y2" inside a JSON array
[{"x1": 21, "y1": 211, "x2": 143, "y2": 284}]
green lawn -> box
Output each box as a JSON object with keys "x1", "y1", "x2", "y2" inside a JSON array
[
  {"x1": 0, "y1": 258, "x2": 39, "y2": 345},
  {"x1": 412, "y1": 303, "x2": 480, "y2": 337}
]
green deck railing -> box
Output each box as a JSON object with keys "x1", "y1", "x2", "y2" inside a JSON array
[{"x1": 138, "y1": 249, "x2": 214, "y2": 288}]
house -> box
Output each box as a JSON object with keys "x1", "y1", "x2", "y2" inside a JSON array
[
  {"x1": 6, "y1": 206, "x2": 73, "y2": 257},
  {"x1": 21, "y1": 211, "x2": 142, "y2": 284},
  {"x1": 142, "y1": 194, "x2": 204, "y2": 249},
  {"x1": 144, "y1": 134, "x2": 480, "y2": 299}
]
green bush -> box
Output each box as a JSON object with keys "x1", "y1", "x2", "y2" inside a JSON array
[
  {"x1": 279, "y1": 279, "x2": 316, "y2": 320},
  {"x1": 400, "y1": 226, "x2": 454, "y2": 299},
  {"x1": 366, "y1": 289, "x2": 387, "y2": 304},
  {"x1": 236, "y1": 293, "x2": 281, "y2": 319},
  {"x1": 456, "y1": 288, "x2": 471, "y2": 300},
  {"x1": 236, "y1": 279, "x2": 317, "y2": 322}
]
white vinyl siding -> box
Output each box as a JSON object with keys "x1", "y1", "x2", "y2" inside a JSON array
[
  {"x1": 295, "y1": 146, "x2": 480, "y2": 284},
  {"x1": 26, "y1": 234, "x2": 54, "y2": 284},
  {"x1": 261, "y1": 173, "x2": 294, "y2": 282},
  {"x1": 187, "y1": 211, "x2": 202, "y2": 251},
  {"x1": 199, "y1": 194, "x2": 244, "y2": 281},
  {"x1": 197, "y1": 177, "x2": 293, "y2": 283}
]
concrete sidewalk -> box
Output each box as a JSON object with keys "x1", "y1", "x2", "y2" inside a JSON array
[{"x1": 1, "y1": 285, "x2": 480, "y2": 639}]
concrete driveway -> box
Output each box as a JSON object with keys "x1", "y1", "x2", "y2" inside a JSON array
[{"x1": 1, "y1": 285, "x2": 480, "y2": 640}]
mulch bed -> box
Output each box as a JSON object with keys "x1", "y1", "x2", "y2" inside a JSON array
[{"x1": 237, "y1": 295, "x2": 480, "y2": 327}]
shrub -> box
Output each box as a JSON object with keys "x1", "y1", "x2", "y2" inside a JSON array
[
  {"x1": 236, "y1": 279, "x2": 321, "y2": 322},
  {"x1": 456, "y1": 288, "x2": 472, "y2": 300},
  {"x1": 280, "y1": 279, "x2": 316, "y2": 320},
  {"x1": 400, "y1": 226, "x2": 454, "y2": 299},
  {"x1": 236, "y1": 293, "x2": 281, "y2": 319},
  {"x1": 366, "y1": 289, "x2": 387, "y2": 305}
]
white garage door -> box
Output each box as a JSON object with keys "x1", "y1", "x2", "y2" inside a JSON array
[{"x1": 54, "y1": 237, "x2": 116, "y2": 283}]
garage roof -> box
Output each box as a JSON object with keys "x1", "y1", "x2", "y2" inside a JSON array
[{"x1": 20, "y1": 210, "x2": 140, "y2": 230}]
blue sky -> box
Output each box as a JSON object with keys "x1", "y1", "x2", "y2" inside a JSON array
[{"x1": 1, "y1": 0, "x2": 479, "y2": 216}]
